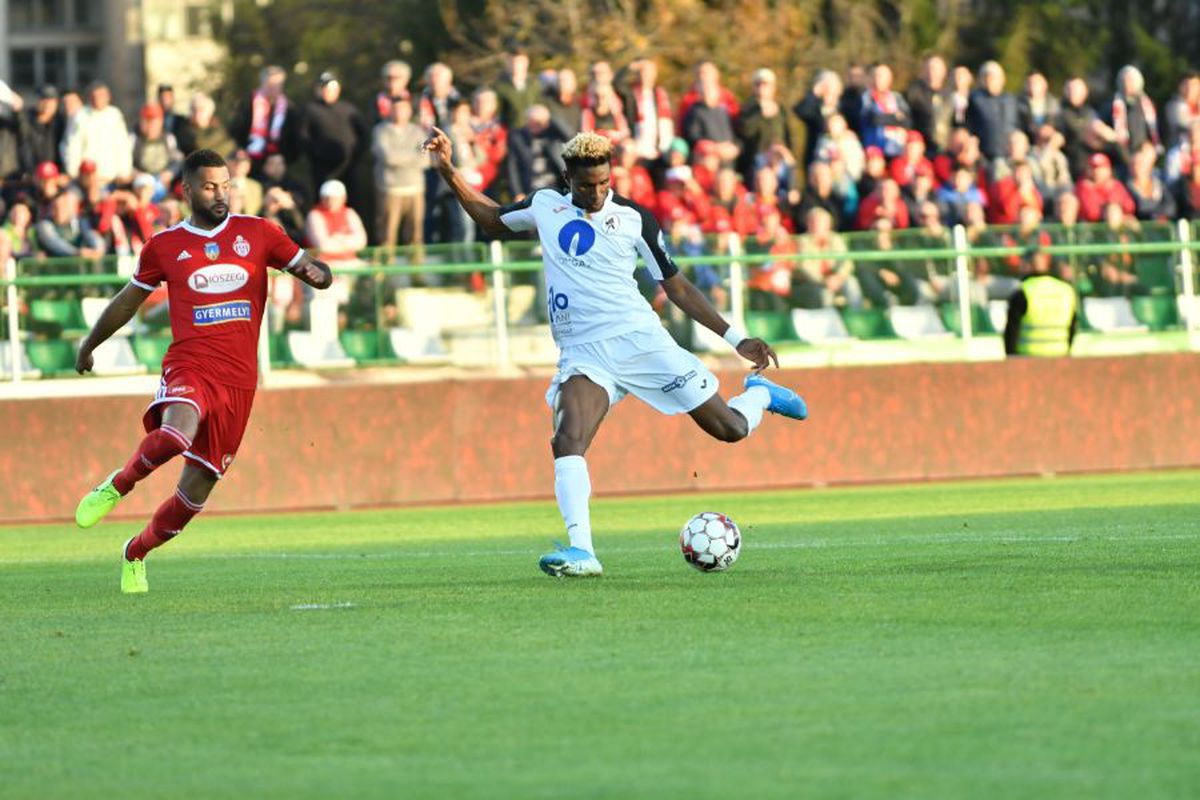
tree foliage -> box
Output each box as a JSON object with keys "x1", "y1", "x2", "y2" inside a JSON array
[{"x1": 213, "y1": 0, "x2": 1200, "y2": 109}]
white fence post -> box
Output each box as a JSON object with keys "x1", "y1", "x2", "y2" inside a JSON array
[
  {"x1": 489, "y1": 240, "x2": 510, "y2": 368},
  {"x1": 952, "y1": 224, "x2": 973, "y2": 342},
  {"x1": 5, "y1": 257, "x2": 20, "y2": 383},
  {"x1": 1178, "y1": 219, "x2": 1197, "y2": 341},
  {"x1": 728, "y1": 233, "x2": 745, "y2": 329}
]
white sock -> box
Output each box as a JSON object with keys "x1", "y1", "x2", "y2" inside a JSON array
[
  {"x1": 727, "y1": 386, "x2": 771, "y2": 435},
  {"x1": 554, "y1": 455, "x2": 594, "y2": 554}
]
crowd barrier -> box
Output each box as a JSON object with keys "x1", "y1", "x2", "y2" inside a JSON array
[
  {"x1": 3, "y1": 221, "x2": 1200, "y2": 380},
  {"x1": 2, "y1": 354, "x2": 1198, "y2": 523}
]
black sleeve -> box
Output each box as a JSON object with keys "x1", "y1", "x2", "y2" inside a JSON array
[
  {"x1": 1004, "y1": 286, "x2": 1027, "y2": 356},
  {"x1": 614, "y1": 195, "x2": 679, "y2": 280}
]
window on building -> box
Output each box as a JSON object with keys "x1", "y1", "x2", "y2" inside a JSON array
[
  {"x1": 73, "y1": 0, "x2": 99, "y2": 28},
  {"x1": 11, "y1": 50, "x2": 37, "y2": 89},
  {"x1": 42, "y1": 48, "x2": 68, "y2": 88},
  {"x1": 186, "y1": 2, "x2": 216, "y2": 38},
  {"x1": 10, "y1": 0, "x2": 37, "y2": 30},
  {"x1": 75, "y1": 46, "x2": 101, "y2": 88}
]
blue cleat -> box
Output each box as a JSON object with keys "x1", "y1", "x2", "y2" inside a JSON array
[
  {"x1": 538, "y1": 543, "x2": 604, "y2": 577},
  {"x1": 744, "y1": 373, "x2": 808, "y2": 420}
]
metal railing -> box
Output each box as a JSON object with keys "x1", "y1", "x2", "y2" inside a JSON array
[{"x1": 3, "y1": 220, "x2": 1199, "y2": 382}]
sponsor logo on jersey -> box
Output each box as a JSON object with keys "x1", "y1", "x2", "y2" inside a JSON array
[
  {"x1": 660, "y1": 370, "x2": 697, "y2": 393},
  {"x1": 188, "y1": 264, "x2": 250, "y2": 294},
  {"x1": 233, "y1": 235, "x2": 250, "y2": 257},
  {"x1": 192, "y1": 299, "x2": 252, "y2": 326},
  {"x1": 176, "y1": 250, "x2": 192, "y2": 261},
  {"x1": 557, "y1": 219, "x2": 596, "y2": 257},
  {"x1": 204, "y1": 242, "x2": 220, "y2": 261},
  {"x1": 603, "y1": 215, "x2": 620, "y2": 234},
  {"x1": 167, "y1": 384, "x2": 194, "y2": 396}
]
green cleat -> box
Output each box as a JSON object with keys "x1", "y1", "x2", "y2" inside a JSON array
[
  {"x1": 75, "y1": 470, "x2": 123, "y2": 529},
  {"x1": 121, "y1": 539, "x2": 148, "y2": 594}
]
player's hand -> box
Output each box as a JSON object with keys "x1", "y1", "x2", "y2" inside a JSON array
[
  {"x1": 421, "y1": 126, "x2": 453, "y2": 170},
  {"x1": 75, "y1": 347, "x2": 94, "y2": 375},
  {"x1": 736, "y1": 338, "x2": 778, "y2": 373},
  {"x1": 287, "y1": 257, "x2": 333, "y2": 289}
]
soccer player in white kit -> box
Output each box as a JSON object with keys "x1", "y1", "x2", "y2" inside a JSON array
[{"x1": 424, "y1": 128, "x2": 807, "y2": 576}]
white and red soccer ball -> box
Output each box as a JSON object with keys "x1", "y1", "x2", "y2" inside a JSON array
[{"x1": 680, "y1": 512, "x2": 741, "y2": 572}]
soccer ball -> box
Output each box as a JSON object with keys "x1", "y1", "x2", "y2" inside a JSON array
[{"x1": 679, "y1": 512, "x2": 741, "y2": 572}]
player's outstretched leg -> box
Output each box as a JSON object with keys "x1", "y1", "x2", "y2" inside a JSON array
[
  {"x1": 120, "y1": 462, "x2": 215, "y2": 594},
  {"x1": 76, "y1": 403, "x2": 200, "y2": 529},
  {"x1": 540, "y1": 375, "x2": 608, "y2": 578},
  {"x1": 690, "y1": 373, "x2": 807, "y2": 444}
]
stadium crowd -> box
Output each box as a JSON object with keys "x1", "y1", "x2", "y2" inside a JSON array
[{"x1": 2, "y1": 47, "x2": 1199, "y2": 316}]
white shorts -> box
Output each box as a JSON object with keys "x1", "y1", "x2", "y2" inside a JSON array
[{"x1": 545, "y1": 327, "x2": 719, "y2": 416}]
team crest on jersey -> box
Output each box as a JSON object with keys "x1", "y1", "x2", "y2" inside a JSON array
[
  {"x1": 233, "y1": 235, "x2": 250, "y2": 257},
  {"x1": 603, "y1": 216, "x2": 620, "y2": 234},
  {"x1": 204, "y1": 242, "x2": 220, "y2": 261}
]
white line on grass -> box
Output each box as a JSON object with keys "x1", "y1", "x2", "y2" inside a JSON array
[{"x1": 289, "y1": 602, "x2": 357, "y2": 611}]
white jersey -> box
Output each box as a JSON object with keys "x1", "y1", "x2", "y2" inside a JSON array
[{"x1": 498, "y1": 189, "x2": 679, "y2": 347}]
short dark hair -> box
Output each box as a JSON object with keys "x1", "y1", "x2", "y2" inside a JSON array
[{"x1": 182, "y1": 149, "x2": 228, "y2": 182}]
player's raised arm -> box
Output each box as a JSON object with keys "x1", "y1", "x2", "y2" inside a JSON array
[
  {"x1": 422, "y1": 126, "x2": 508, "y2": 237},
  {"x1": 75, "y1": 282, "x2": 152, "y2": 374},
  {"x1": 660, "y1": 271, "x2": 778, "y2": 372}
]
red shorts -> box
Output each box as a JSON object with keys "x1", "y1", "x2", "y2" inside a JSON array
[{"x1": 142, "y1": 367, "x2": 256, "y2": 478}]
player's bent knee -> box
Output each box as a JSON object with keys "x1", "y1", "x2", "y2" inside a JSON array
[{"x1": 551, "y1": 431, "x2": 588, "y2": 457}]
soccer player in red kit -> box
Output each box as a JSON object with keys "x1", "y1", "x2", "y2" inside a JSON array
[{"x1": 73, "y1": 149, "x2": 332, "y2": 593}]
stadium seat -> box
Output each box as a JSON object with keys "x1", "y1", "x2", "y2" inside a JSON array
[
  {"x1": 287, "y1": 294, "x2": 354, "y2": 368},
  {"x1": 131, "y1": 334, "x2": 173, "y2": 370},
  {"x1": 388, "y1": 328, "x2": 449, "y2": 363},
  {"x1": 29, "y1": 299, "x2": 87, "y2": 335},
  {"x1": 89, "y1": 338, "x2": 144, "y2": 375},
  {"x1": 987, "y1": 300, "x2": 1010, "y2": 334},
  {"x1": 840, "y1": 308, "x2": 897, "y2": 339},
  {"x1": 81, "y1": 297, "x2": 133, "y2": 336},
  {"x1": 1081, "y1": 297, "x2": 1148, "y2": 333},
  {"x1": 25, "y1": 339, "x2": 76, "y2": 374},
  {"x1": 269, "y1": 332, "x2": 294, "y2": 366},
  {"x1": 339, "y1": 330, "x2": 382, "y2": 362},
  {"x1": 1176, "y1": 295, "x2": 1200, "y2": 329},
  {"x1": 790, "y1": 308, "x2": 851, "y2": 344},
  {"x1": 887, "y1": 305, "x2": 952, "y2": 339},
  {"x1": 1130, "y1": 295, "x2": 1178, "y2": 331},
  {"x1": 0, "y1": 342, "x2": 41, "y2": 378},
  {"x1": 940, "y1": 304, "x2": 998, "y2": 336},
  {"x1": 744, "y1": 311, "x2": 796, "y2": 342}
]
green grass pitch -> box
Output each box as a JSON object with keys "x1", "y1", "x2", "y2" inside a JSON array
[{"x1": 1, "y1": 471, "x2": 1198, "y2": 799}]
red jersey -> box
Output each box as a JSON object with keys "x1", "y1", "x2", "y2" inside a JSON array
[{"x1": 131, "y1": 215, "x2": 302, "y2": 389}]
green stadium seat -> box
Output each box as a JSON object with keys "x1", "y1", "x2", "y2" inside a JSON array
[
  {"x1": 269, "y1": 332, "x2": 294, "y2": 366},
  {"x1": 339, "y1": 330, "x2": 381, "y2": 362},
  {"x1": 131, "y1": 335, "x2": 173, "y2": 370},
  {"x1": 25, "y1": 339, "x2": 76, "y2": 373},
  {"x1": 839, "y1": 308, "x2": 897, "y2": 339},
  {"x1": 1130, "y1": 295, "x2": 1178, "y2": 331},
  {"x1": 744, "y1": 311, "x2": 797, "y2": 342},
  {"x1": 939, "y1": 304, "x2": 998, "y2": 336},
  {"x1": 29, "y1": 299, "x2": 87, "y2": 333}
]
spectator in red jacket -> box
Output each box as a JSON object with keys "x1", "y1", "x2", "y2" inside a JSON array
[
  {"x1": 613, "y1": 141, "x2": 657, "y2": 210},
  {"x1": 1076, "y1": 152, "x2": 1135, "y2": 222},
  {"x1": 889, "y1": 130, "x2": 934, "y2": 188},
  {"x1": 856, "y1": 177, "x2": 910, "y2": 230},
  {"x1": 471, "y1": 88, "x2": 508, "y2": 195},
  {"x1": 655, "y1": 165, "x2": 710, "y2": 229},
  {"x1": 990, "y1": 160, "x2": 1044, "y2": 224},
  {"x1": 706, "y1": 166, "x2": 757, "y2": 236}
]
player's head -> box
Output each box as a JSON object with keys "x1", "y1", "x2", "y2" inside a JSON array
[
  {"x1": 561, "y1": 132, "x2": 613, "y2": 213},
  {"x1": 181, "y1": 149, "x2": 231, "y2": 227}
]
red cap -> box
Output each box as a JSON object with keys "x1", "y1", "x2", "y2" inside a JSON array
[
  {"x1": 140, "y1": 103, "x2": 164, "y2": 120},
  {"x1": 78, "y1": 159, "x2": 97, "y2": 175},
  {"x1": 906, "y1": 130, "x2": 925, "y2": 145},
  {"x1": 1089, "y1": 152, "x2": 1111, "y2": 169},
  {"x1": 865, "y1": 145, "x2": 885, "y2": 160},
  {"x1": 35, "y1": 162, "x2": 60, "y2": 181}
]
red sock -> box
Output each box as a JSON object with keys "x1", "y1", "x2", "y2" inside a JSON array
[
  {"x1": 112, "y1": 425, "x2": 192, "y2": 495},
  {"x1": 124, "y1": 489, "x2": 204, "y2": 561}
]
